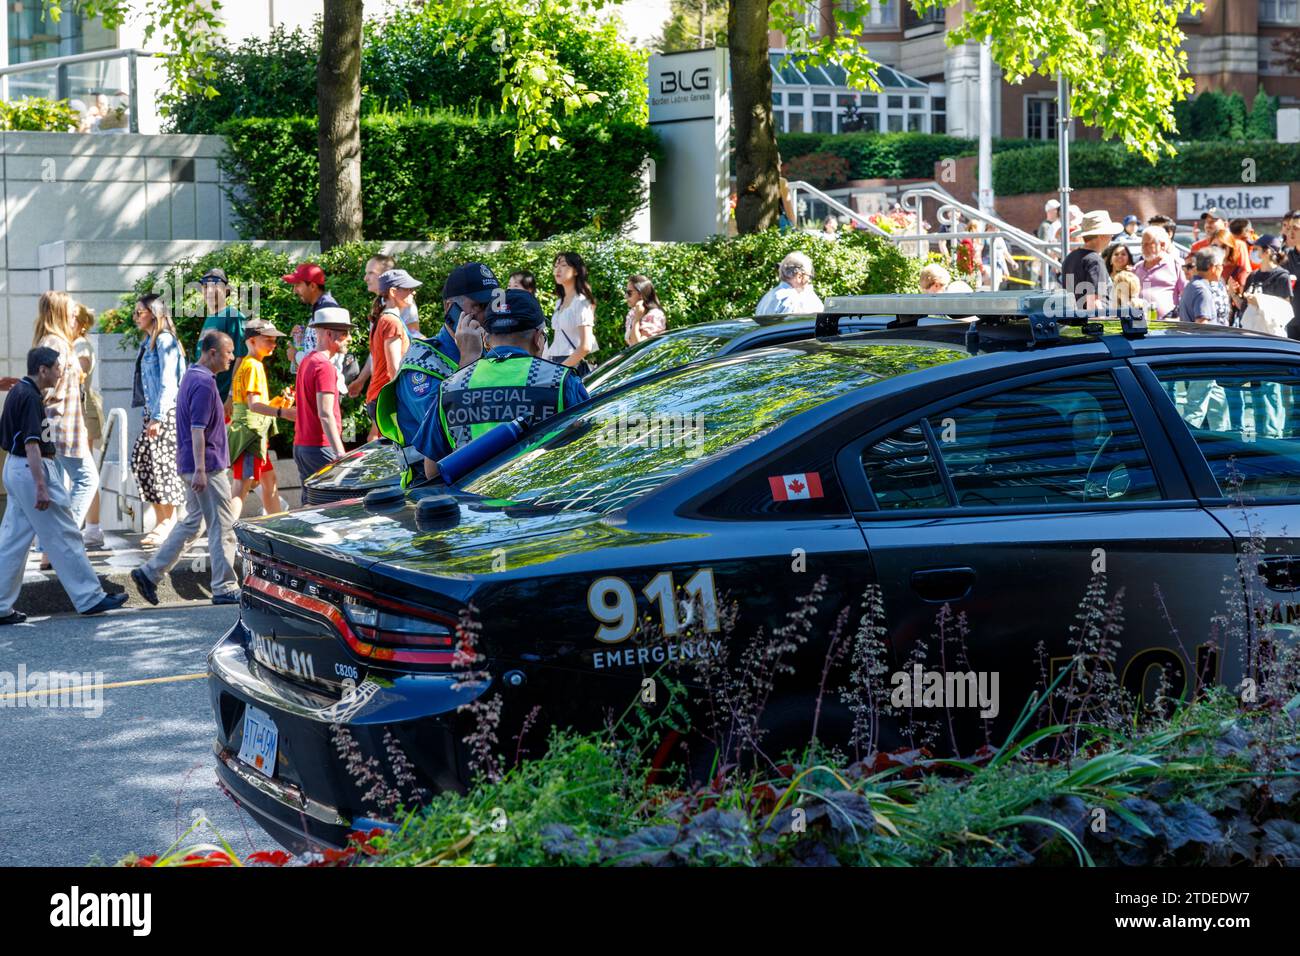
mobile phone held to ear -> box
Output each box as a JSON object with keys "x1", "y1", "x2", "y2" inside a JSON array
[{"x1": 446, "y1": 301, "x2": 464, "y2": 326}]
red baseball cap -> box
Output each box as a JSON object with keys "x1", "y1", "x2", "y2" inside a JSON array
[{"x1": 281, "y1": 263, "x2": 326, "y2": 286}]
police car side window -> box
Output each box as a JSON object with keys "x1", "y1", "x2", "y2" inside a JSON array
[
  {"x1": 927, "y1": 373, "x2": 1161, "y2": 508},
  {"x1": 1152, "y1": 363, "x2": 1300, "y2": 499},
  {"x1": 861, "y1": 422, "x2": 950, "y2": 509}
]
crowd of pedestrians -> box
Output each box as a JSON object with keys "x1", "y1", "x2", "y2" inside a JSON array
[
  {"x1": 1034, "y1": 201, "x2": 1300, "y2": 334},
  {"x1": 0, "y1": 251, "x2": 675, "y2": 618}
]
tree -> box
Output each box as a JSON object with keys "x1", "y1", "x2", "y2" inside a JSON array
[
  {"x1": 730, "y1": 0, "x2": 782, "y2": 233},
  {"x1": 49, "y1": 0, "x2": 640, "y2": 247},
  {"x1": 318, "y1": 0, "x2": 363, "y2": 248},
  {"x1": 728, "y1": 0, "x2": 1200, "y2": 234},
  {"x1": 659, "y1": 0, "x2": 728, "y2": 52},
  {"x1": 1273, "y1": 29, "x2": 1300, "y2": 73},
  {"x1": 1246, "y1": 88, "x2": 1279, "y2": 141},
  {"x1": 941, "y1": 0, "x2": 1199, "y2": 162}
]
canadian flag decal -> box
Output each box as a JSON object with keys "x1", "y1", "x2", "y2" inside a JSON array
[{"x1": 769, "y1": 472, "x2": 824, "y2": 502}]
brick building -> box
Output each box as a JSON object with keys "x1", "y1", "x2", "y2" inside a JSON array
[{"x1": 769, "y1": 0, "x2": 1300, "y2": 141}]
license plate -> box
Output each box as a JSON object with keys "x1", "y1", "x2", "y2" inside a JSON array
[{"x1": 237, "y1": 704, "x2": 279, "y2": 778}]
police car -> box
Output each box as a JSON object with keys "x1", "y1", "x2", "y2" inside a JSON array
[
  {"x1": 301, "y1": 312, "x2": 959, "y2": 504},
  {"x1": 210, "y1": 291, "x2": 1300, "y2": 848}
]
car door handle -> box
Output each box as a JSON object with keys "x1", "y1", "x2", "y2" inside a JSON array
[
  {"x1": 1258, "y1": 556, "x2": 1300, "y2": 592},
  {"x1": 910, "y1": 567, "x2": 976, "y2": 603}
]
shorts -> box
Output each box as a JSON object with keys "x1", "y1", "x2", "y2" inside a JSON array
[
  {"x1": 294, "y1": 444, "x2": 338, "y2": 484},
  {"x1": 232, "y1": 448, "x2": 273, "y2": 482}
]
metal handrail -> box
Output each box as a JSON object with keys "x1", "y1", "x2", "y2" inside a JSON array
[
  {"x1": 96, "y1": 406, "x2": 134, "y2": 528},
  {"x1": 0, "y1": 48, "x2": 169, "y2": 133},
  {"x1": 785, "y1": 180, "x2": 892, "y2": 238},
  {"x1": 896, "y1": 184, "x2": 1059, "y2": 290},
  {"x1": 0, "y1": 47, "x2": 166, "y2": 76},
  {"x1": 786, "y1": 180, "x2": 1059, "y2": 291}
]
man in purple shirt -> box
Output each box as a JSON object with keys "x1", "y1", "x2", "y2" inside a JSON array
[{"x1": 131, "y1": 330, "x2": 241, "y2": 606}]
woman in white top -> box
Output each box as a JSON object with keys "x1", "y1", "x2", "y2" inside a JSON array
[
  {"x1": 624, "y1": 274, "x2": 667, "y2": 346},
  {"x1": 546, "y1": 251, "x2": 598, "y2": 370}
]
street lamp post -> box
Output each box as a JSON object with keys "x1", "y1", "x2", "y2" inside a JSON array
[
  {"x1": 1056, "y1": 72, "x2": 1072, "y2": 270},
  {"x1": 978, "y1": 38, "x2": 996, "y2": 288}
]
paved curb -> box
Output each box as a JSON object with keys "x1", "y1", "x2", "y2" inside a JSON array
[{"x1": 16, "y1": 531, "x2": 237, "y2": 615}]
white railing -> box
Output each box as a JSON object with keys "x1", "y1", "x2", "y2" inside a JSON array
[
  {"x1": 788, "y1": 179, "x2": 1061, "y2": 290},
  {"x1": 95, "y1": 406, "x2": 136, "y2": 530}
]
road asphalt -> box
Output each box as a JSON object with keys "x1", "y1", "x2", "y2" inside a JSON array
[{"x1": 0, "y1": 604, "x2": 277, "y2": 866}]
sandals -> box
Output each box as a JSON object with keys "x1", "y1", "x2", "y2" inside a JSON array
[{"x1": 141, "y1": 518, "x2": 175, "y2": 548}]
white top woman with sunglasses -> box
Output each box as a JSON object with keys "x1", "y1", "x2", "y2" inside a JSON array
[{"x1": 545, "y1": 251, "x2": 598, "y2": 374}]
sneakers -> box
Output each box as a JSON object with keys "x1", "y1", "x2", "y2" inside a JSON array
[
  {"x1": 82, "y1": 525, "x2": 105, "y2": 549},
  {"x1": 82, "y1": 592, "x2": 128, "y2": 616},
  {"x1": 211, "y1": 591, "x2": 240, "y2": 606},
  {"x1": 130, "y1": 567, "x2": 159, "y2": 606},
  {"x1": 0, "y1": 610, "x2": 27, "y2": 626}
]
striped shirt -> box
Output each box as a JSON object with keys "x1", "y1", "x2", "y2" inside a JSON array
[{"x1": 35, "y1": 333, "x2": 89, "y2": 459}]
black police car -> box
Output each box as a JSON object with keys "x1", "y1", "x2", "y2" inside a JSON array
[
  {"x1": 211, "y1": 291, "x2": 1300, "y2": 848},
  {"x1": 301, "y1": 312, "x2": 957, "y2": 504}
]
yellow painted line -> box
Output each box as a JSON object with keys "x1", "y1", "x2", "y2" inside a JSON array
[{"x1": 0, "y1": 671, "x2": 206, "y2": 701}]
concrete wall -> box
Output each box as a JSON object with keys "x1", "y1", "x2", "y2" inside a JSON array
[{"x1": 0, "y1": 132, "x2": 238, "y2": 377}]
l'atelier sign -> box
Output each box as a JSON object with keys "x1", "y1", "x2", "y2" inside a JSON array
[{"x1": 1176, "y1": 185, "x2": 1291, "y2": 220}]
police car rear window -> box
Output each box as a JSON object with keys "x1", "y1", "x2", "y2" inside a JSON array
[{"x1": 461, "y1": 344, "x2": 962, "y2": 514}]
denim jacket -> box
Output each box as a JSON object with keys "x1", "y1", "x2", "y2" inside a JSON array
[{"x1": 137, "y1": 331, "x2": 183, "y2": 421}]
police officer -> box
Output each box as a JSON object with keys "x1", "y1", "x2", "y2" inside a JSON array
[
  {"x1": 0, "y1": 347, "x2": 128, "y2": 623},
  {"x1": 413, "y1": 288, "x2": 589, "y2": 479},
  {"x1": 374, "y1": 263, "x2": 502, "y2": 480}
]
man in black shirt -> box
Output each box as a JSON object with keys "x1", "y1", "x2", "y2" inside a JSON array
[
  {"x1": 1060, "y1": 210, "x2": 1118, "y2": 310},
  {"x1": 0, "y1": 347, "x2": 126, "y2": 624},
  {"x1": 1280, "y1": 210, "x2": 1300, "y2": 340}
]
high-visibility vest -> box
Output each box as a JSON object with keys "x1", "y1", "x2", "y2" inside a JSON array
[
  {"x1": 438, "y1": 353, "x2": 571, "y2": 451},
  {"x1": 374, "y1": 336, "x2": 459, "y2": 445}
]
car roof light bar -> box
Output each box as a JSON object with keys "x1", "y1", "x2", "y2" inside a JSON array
[{"x1": 816, "y1": 292, "x2": 1149, "y2": 341}]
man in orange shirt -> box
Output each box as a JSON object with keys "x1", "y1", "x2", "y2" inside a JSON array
[
  {"x1": 1189, "y1": 209, "x2": 1226, "y2": 253},
  {"x1": 356, "y1": 269, "x2": 415, "y2": 431}
]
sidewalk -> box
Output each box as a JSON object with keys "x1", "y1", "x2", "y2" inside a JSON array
[{"x1": 18, "y1": 529, "x2": 230, "y2": 615}]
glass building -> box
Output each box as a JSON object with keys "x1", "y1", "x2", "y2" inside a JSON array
[{"x1": 769, "y1": 52, "x2": 946, "y2": 136}]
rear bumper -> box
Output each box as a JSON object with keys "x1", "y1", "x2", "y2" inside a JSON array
[{"x1": 207, "y1": 619, "x2": 481, "y2": 851}]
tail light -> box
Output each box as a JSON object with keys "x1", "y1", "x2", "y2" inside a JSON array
[
  {"x1": 343, "y1": 597, "x2": 455, "y2": 650},
  {"x1": 242, "y1": 551, "x2": 461, "y2": 666}
]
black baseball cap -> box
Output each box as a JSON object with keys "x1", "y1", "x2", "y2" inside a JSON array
[
  {"x1": 442, "y1": 262, "x2": 500, "y2": 304},
  {"x1": 484, "y1": 289, "x2": 546, "y2": 334}
]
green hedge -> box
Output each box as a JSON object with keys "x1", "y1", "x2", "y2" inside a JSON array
[
  {"x1": 100, "y1": 230, "x2": 918, "y2": 446},
  {"x1": 775, "y1": 131, "x2": 1041, "y2": 181},
  {"x1": 992, "y1": 140, "x2": 1300, "y2": 196},
  {"x1": 162, "y1": 10, "x2": 646, "y2": 135},
  {"x1": 218, "y1": 114, "x2": 660, "y2": 241}
]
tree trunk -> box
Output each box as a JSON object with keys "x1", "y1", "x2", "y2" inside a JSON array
[
  {"x1": 729, "y1": 0, "x2": 779, "y2": 234},
  {"x1": 318, "y1": 0, "x2": 364, "y2": 249}
]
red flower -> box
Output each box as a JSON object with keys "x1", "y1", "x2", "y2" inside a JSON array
[{"x1": 246, "y1": 850, "x2": 293, "y2": 866}]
